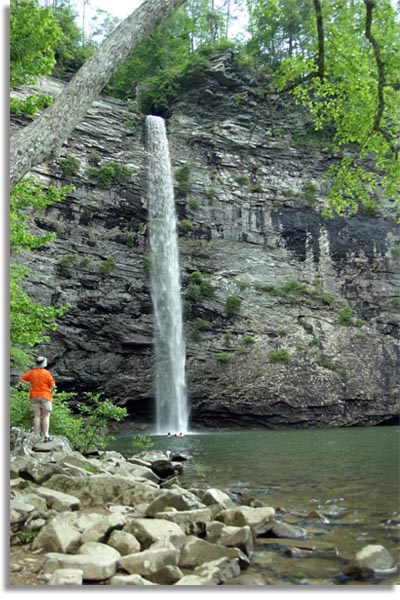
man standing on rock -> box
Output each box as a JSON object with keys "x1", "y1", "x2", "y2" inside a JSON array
[{"x1": 20, "y1": 356, "x2": 56, "y2": 442}]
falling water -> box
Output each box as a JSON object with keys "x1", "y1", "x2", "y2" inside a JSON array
[{"x1": 146, "y1": 115, "x2": 189, "y2": 434}]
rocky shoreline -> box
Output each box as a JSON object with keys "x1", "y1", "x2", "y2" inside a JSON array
[{"x1": 10, "y1": 427, "x2": 397, "y2": 586}]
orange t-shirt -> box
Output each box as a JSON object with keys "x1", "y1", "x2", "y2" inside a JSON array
[{"x1": 20, "y1": 368, "x2": 56, "y2": 402}]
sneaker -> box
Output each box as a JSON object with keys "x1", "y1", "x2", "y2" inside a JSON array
[{"x1": 43, "y1": 436, "x2": 54, "y2": 442}]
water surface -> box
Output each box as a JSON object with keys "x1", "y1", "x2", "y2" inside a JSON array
[{"x1": 110, "y1": 426, "x2": 399, "y2": 584}]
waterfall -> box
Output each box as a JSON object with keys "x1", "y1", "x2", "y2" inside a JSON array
[{"x1": 146, "y1": 115, "x2": 189, "y2": 434}]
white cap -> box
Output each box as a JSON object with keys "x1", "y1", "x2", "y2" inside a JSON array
[{"x1": 36, "y1": 356, "x2": 48, "y2": 368}]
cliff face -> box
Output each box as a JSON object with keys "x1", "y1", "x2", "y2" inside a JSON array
[{"x1": 11, "y1": 53, "x2": 399, "y2": 428}]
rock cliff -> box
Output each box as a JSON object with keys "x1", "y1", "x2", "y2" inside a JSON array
[{"x1": 11, "y1": 52, "x2": 399, "y2": 428}]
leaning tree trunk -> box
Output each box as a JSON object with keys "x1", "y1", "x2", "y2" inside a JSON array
[{"x1": 10, "y1": 0, "x2": 187, "y2": 187}]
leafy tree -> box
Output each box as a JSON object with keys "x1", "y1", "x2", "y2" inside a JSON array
[
  {"x1": 10, "y1": 177, "x2": 72, "y2": 368},
  {"x1": 10, "y1": 0, "x2": 62, "y2": 86},
  {"x1": 269, "y1": 0, "x2": 400, "y2": 220},
  {"x1": 50, "y1": 0, "x2": 95, "y2": 75},
  {"x1": 246, "y1": 0, "x2": 314, "y2": 68}
]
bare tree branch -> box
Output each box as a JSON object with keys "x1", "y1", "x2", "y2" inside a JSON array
[{"x1": 364, "y1": 0, "x2": 398, "y2": 154}]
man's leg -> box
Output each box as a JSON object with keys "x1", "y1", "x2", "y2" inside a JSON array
[
  {"x1": 33, "y1": 408, "x2": 41, "y2": 436},
  {"x1": 41, "y1": 409, "x2": 50, "y2": 439}
]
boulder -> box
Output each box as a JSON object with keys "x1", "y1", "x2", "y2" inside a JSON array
[
  {"x1": 123, "y1": 518, "x2": 185, "y2": 549},
  {"x1": 179, "y1": 536, "x2": 249, "y2": 569},
  {"x1": 206, "y1": 521, "x2": 254, "y2": 556},
  {"x1": 263, "y1": 520, "x2": 307, "y2": 539},
  {"x1": 192, "y1": 557, "x2": 241, "y2": 584},
  {"x1": 118, "y1": 548, "x2": 180, "y2": 576},
  {"x1": 153, "y1": 507, "x2": 213, "y2": 535},
  {"x1": 32, "y1": 516, "x2": 81, "y2": 553},
  {"x1": 43, "y1": 542, "x2": 120, "y2": 582},
  {"x1": 43, "y1": 474, "x2": 159, "y2": 506},
  {"x1": 202, "y1": 488, "x2": 237, "y2": 510},
  {"x1": 216, "y1": 506, "x2": 275, "y2": 535},
  {"x1": 344, "y1": 544, "x2": 397, "y2": 578},
  {"x1": 145, "y1": 488, "x2": 205, "y2": 516},
  {"x1": 34, "y1": 486, "x2": 81, "y2": 512},
  {"x1": 107, "y1": 530, "x2": 141, "y2": 556},
  {"x1": 146, "y1": 565, "x2": 184, "y2": 585},
  {"x1": 80, "y1": 512, "x2": 126, "y2": 544},
  {"x1": 48, "y1": 568, "x2": 84, "y2": 585},
  {"x1": 109, "y1": 573, "x2": 156, "y2": 585}
]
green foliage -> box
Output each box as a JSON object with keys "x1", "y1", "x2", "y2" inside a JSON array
[
  {"x1": 17, "y1": 529, "x2": 38, "y2": 545},
  {"x1": 185, "y1": 270, "x2": 215, "y2": 304},
  {"x1": 189, "y1": 270, "x2": 203, "y2": 284},
  {"x1": 199, "y1": 280, "x2": 215, "y2": 298},
  {"x1": 59, "y1": 156, "x2": 81, "y2": 177},
  {"x1": 261, "y1": 279, "x2": 333, "y2": 307},
  {"x1": 10, "y1": 177, "x2": 72, "y2": 368},
  {"x1": 226, "y1": 294, "x2": 242, "y2": 315},
  {"x1": 10, "y1": 0, "x2": 62, "y2": 86},
  {"x1": 215, "y1": 352, "x2": 231, "y2": 362},
  {"x1": 10, "y1": 387, "x2": 126, "y2": 452},
  {"x1": 316, "y1": 354, "x2": 337, "y2": 371},
  {"x1": 178, "y1": 218, "x2": 194, "y2": 232},
  {"x1": 87, "y1": 162, "x2": 133, "y2": 188},
  {"x1": 131, "y1": 434, "x2": 154, "y2": 454},
  {"x1": 188, "y1": 199, "x2": 200, "y2": 210},
  {"x1": 272, "y1": 0, "x2": 400, "y2": 219},
  {"x1": 175, "y1": 164, "x2": 192, "y2": 196},
  {"x1": 99, "y1": 257, "x2": 116, "y2": 276},
  {"x1": 249, "y1": 183, "x2": 263, "y2": 193},
  {"x1": 243, "y1": 335, "x2": 255, "y2": 345},
  {"x1": 280, "y1": 279, "x2": 307, "y2": 296},
  {"x1": 75, "y1": 393, "x2": 128, "y2": 452},
  {"x1": 339, "y1": 305, "x2": 354, "y2": 326},
  {"x1": 58, "y1": 254, "x2": 77, "y2": 276},
  {"x1": 303, "y1": 181, "x2": 318, "y2": 204},
  {"x1": 10, "y1": 93, "x2": 53, "y2": 116},
  {"x1": 235, "y1": 175, "x2": 251, "y2": 186},
  {"x1": 10, "y1": 177, "x2": 72, "y2": 252},
  {"x1": 193, "y1": 318, "x2": 211, "y2": 331},
  {"x1": 205, "y1": 188, "x2": 216, "y2": 199},
  {"x1": 50, "y1": 1, "x2": 95, "y2": 75},
  {"x1": 269, "y1": 348, "x2": 292, "y2": 363}
]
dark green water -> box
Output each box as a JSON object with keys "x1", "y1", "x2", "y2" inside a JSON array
[{"x1": 110, "y1": 426, "x2": 399, "y2": 585}]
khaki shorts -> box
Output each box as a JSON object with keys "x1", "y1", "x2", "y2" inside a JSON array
[{"x1": 30, "y1": 397, "x2": 53, "y2": 413}]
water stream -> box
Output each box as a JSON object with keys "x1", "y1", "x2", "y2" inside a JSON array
[{"x1": 146, "y1": 115, "x2": 189, "y2": 434}]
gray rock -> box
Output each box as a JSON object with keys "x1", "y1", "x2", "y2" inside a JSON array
[
  {"x1": 32, "y1": 516, "x2": 81, "y2": 553},
  {"x1": 192, "y1": 557, "x2": 241, "y2": 584},
  {"x1": 153, "y1": 507, "x2": 213, "y2": 535},
  {"x1": 216, "y1": 506, "x2": 275, "y2": 535},
  {"x1": 206, "y1": 521, "x2": 254, "y2": 556},
  {"x1": 109, "y1": 573, "x2": 156, "y2": 585},
  {"x1": 344, "y1": 544, "x2": 397, "y2": 578},
  {"x1": 123, "y1": 517, "x2": 185, "y2": 549},
  {"x1": 119, "y1": 548, "x2": 180, "y2": 576},
  {"x1": 42, "y1": 474, "x2": 159, "y2": 506},
  {"x1": 107, "y1": 529, "x2": 141, "y2": 555},
  {"x1": 80, "y1": 512, "x2": 126, "y2": 544},
  {"x1": 33, "y1": 486, "x2": 81, "y2": 512},
  {"x1": 48, "y1": 568, "x2": 84, "y2": 585},
  {"x1": 43, "y1": 542, "x2": 120, "y2": 582},
  {"x1": 265, "y1": 519, "x2": 307, "y2": 539},
  {"x1": 145, "y1": 489, "x2": 205, "y2": 516},
  {"x1": 179, "y1": 536, "x2": 249, "y2": 569}
]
